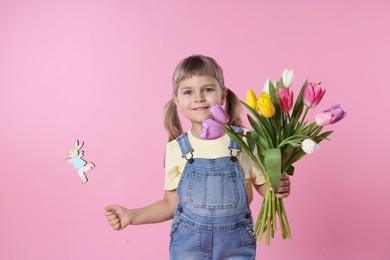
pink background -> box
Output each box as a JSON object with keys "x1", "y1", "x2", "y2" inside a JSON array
[{"x1": 1, "y1": 0, "x2": 389, "y2": 259}]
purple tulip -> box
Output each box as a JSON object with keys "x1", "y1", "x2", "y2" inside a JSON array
[
  {"x1": 278, "y1": 88, "x2": 294, "y2": 112},
  {"x1": 209, "y1": 104, "x2": 229, "y2": 124},
  {"x1": 199, "y1": 104, "x2": 230, "y2": 140},
  {"x1": 315, "y1": 104, "x2": 347, "y2": 126},
  {"x1": 303, "y1": 82, "x2": 326, "y2": 108},
  {"x1": 200, "y1": 119, "x2": 225, "y2": 140}
]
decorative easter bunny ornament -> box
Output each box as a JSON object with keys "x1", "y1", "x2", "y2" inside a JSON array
[{"x1": 66, "y1": 140, "x2": 95, "y2": 184}]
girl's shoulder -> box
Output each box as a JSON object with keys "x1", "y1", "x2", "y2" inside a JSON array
[
  {"x1": 165, "y1": 137, "x2": 184, "y2": 167},
  {"x1": 166, "y1": 136, "x2": 181, "y2": 152}
]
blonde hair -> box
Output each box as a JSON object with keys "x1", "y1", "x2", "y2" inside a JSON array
[{"x1": 164, "y1": 55, "x2": 243, "y2": 141}]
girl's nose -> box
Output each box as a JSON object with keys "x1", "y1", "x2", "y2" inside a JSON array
[{"x1": 194, "y1": 92, "x2": 205, "y2": 102}]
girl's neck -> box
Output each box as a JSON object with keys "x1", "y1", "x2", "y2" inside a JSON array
[{"x1": 190, "y1": 124, "x2": 202, "y2": 139}]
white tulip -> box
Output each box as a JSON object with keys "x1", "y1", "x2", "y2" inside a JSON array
[
  {"x1": 282, "y1": 69, "x2": 294, "y2": 88},
  {"x1": 262, "y1": 78, "x2": 277, "y2": 94},
  {"x1": 301, "y1": 139, "x2": 319, "y2": 154}
]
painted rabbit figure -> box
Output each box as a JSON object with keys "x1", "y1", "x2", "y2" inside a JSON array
[{"x1": 66, "y1": 140, "x2": 95, "y2": 184}]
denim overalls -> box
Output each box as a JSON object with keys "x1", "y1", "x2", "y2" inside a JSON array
[{"x1": 169, "y1": 127, "x2": 257, "y2": 260}]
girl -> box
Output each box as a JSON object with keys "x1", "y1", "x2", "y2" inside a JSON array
[{"x1": 105, "y1": 55, "x2": 291, "y2": 259}]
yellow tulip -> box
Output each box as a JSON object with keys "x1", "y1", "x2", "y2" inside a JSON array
[
  {"x1": 257, "y1": 92, "x2": 275, "y2": 118},
  {"x1": 246, "y1": 90, "x2": 258, "y2": 110}
]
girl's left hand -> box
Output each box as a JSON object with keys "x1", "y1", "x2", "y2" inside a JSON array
[{"x1": 275, "y1": 173, "x2": 291, "y2": 199}]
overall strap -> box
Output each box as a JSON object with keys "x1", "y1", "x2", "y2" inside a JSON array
[
  {"x1": 176, "y1": 133, "x2": 194, "y2": 163},
  {"x1": 228, "y1": 126, "x2": 243, "y2": 150},
  {"x1": 228, "y1": 126, "x2": 243, "y2": 161}
]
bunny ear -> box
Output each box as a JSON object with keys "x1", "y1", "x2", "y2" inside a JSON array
[{"x1": 75, "y1": 140, "x2": 84, "y2": 150}]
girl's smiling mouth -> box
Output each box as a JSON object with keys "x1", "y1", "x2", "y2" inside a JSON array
[{"x1": 193, "y1": 107, "x2": 209, "y2": 111}]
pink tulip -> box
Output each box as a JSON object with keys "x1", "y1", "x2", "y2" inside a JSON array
[
  {"x1": 315, "y1": 104, "x2": 347, "y2": 126},
  {"x1": 303, "y1": 82, "x2": 326, "y2": 108},
  {"x1": 210, "y1": 104, "x2": 229, "y2": 124},
  {"x1": 278, "y1": 88, "x2": 294, "y2": 112},
  {"x1": 200, "y1": 119, "x2": 224, "y2": 140}
]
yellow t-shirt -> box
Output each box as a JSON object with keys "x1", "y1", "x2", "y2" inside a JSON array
[{"x1": 164, "y1": 130, "x2": 265, "y2": 203}]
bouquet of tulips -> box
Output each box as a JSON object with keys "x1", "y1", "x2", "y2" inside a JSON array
[{"x1": 201, "y1": 70, "x2": 346, "y2": 245}]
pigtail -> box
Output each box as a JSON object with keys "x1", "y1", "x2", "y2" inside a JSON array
[
  {"x1": 163, "y1": 99, "x2": 183, "y2": 142},
  {"x1": 225, "y1": 88, "x2": 243, "y2": 128}
]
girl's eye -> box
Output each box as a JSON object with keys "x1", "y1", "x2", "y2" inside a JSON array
[
  {"x1": 203, "y1": 88, "x2": 214, "y2": 93},
  {"x1": 184, "y1": 90, "x2": 192, "y2": 95}
]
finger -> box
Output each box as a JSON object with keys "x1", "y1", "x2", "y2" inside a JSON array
[
  {"x1": 113, "y1": 222, "x2": 122, "y2": 230},
  {"x1": 110, "y1": 218, "x2": 120, "y2": 227},
  {"x1": 275, "y1": 192, "x2": 290, "y2": 199},
  {"x1": 280, "y1": 180, "x2": 290, "y2": 187},
  {"x1": 277, "y1": 186, "x2": 290, "y2": 193},
  {"x1": 281, "y1": 173, "x2": 289, "y2": 179},
  {"x1": 105, "y1": 206, "x2": 116, "y2": 212},
  {"x1": 105, "y1": 206, "x2": 121, "y2": 216},
  {"x1": 105, "y1": 210, "x2": 117, "y2": 217},
  {"x1": 106, "y1": 214, "x2": 118, "y2": 221}
]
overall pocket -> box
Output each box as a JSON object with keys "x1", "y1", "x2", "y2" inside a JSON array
[
  {"x1": 239, "y1": 223, "x2": 257, "y2": 246},
  {"x1": 187, "y1": 170, "x2": 239, "y2": 209},
  {"x1": 170, "y1": 218, "x2": 185, "y2": 242}
]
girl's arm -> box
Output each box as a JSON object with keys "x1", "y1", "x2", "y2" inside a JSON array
[
  {"x1": 254, "y1": 182, "x2": 267, "y2": 197},
  {"x1": 105, "y1": 189, "x2": 178, "y2": 230},
  {"x1": 253, "y1": 173, "x2": 291, "y2": 199}
]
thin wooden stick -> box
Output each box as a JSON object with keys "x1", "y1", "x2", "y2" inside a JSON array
[{"x1": 89, "y1": 180, "x2": 129, "y2": 243}]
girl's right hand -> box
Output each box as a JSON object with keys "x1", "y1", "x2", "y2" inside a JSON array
[{"x1": 105, "y1": 205, "x2": 132, "y2": 230}]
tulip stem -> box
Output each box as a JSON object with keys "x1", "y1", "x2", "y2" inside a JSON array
[
  {"x1": 301, "y1": 107, "x2": 309, "y2": 124},
  {"x1": 281, "y1": 199, "x2": 292, "y2": 239},
  {"x1": 282, "y1": 113, "x2": 287, "y2": 129},
  {"x1": 272, "y1": 190, "x2": 276, "y2": 231},
  {"x1": 287, "y1": 112, "x2": 291, "y2": 122}
]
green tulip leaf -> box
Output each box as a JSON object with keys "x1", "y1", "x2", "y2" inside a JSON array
[
  {"x1": 315, "y1": 130, "x2": 333, "y2": 141},
  {"x1": 250, "y1": 131, "x2": 267, "y2": 153},
  {"x1": 281, "y1": 145, "x2": 297, "y2": 170},
  {"x1": 286, "y1": 150, "x2": 306, "y2": 166},
  {"x1": 278, "y1": 134, "x2": 309, "y2": 148},
  {"x1": 246, "y1": 131, "x2": 256, "y2": 153},
  {"x1": 311, "y1": 125, "x2": 323, "y2": 137},
  {"x1": 292, "y1": 122, "x2": 305, "y2": 135},
  {"x1": 290, "y1": 80, "x2": 308, "y2": 127},
  {"x1": 278, "y1": 77, "x2": 284, "y2": 88},
  {"x1": 265, "y1": 148, "x2": 282, "y2": 194},
  {"x1": 224, "y1": 126, "x2": 266, "y2": 173},
  {"x1": 269, "y1": 78, "x2": 282, "y2": 124},
  {"x1": 304, "y1": 122, "x2": 318, "y2": 135},
  {"x1": 248, "y1": 115, "x2": 273, "y2": 148},
  {"x1": 289, "y1": 142, "x2": 302, "y2": 148},
  {"x1": 285, "y1": 165, "x2": 295, "y2": 176},
  {"x1": 241, "y1": 101, "x2": 275, "y2": 145}
]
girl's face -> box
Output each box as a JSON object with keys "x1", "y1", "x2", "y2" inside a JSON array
[{"x1": 174, "y1": 75, "x2": 227, "y2": 134}]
